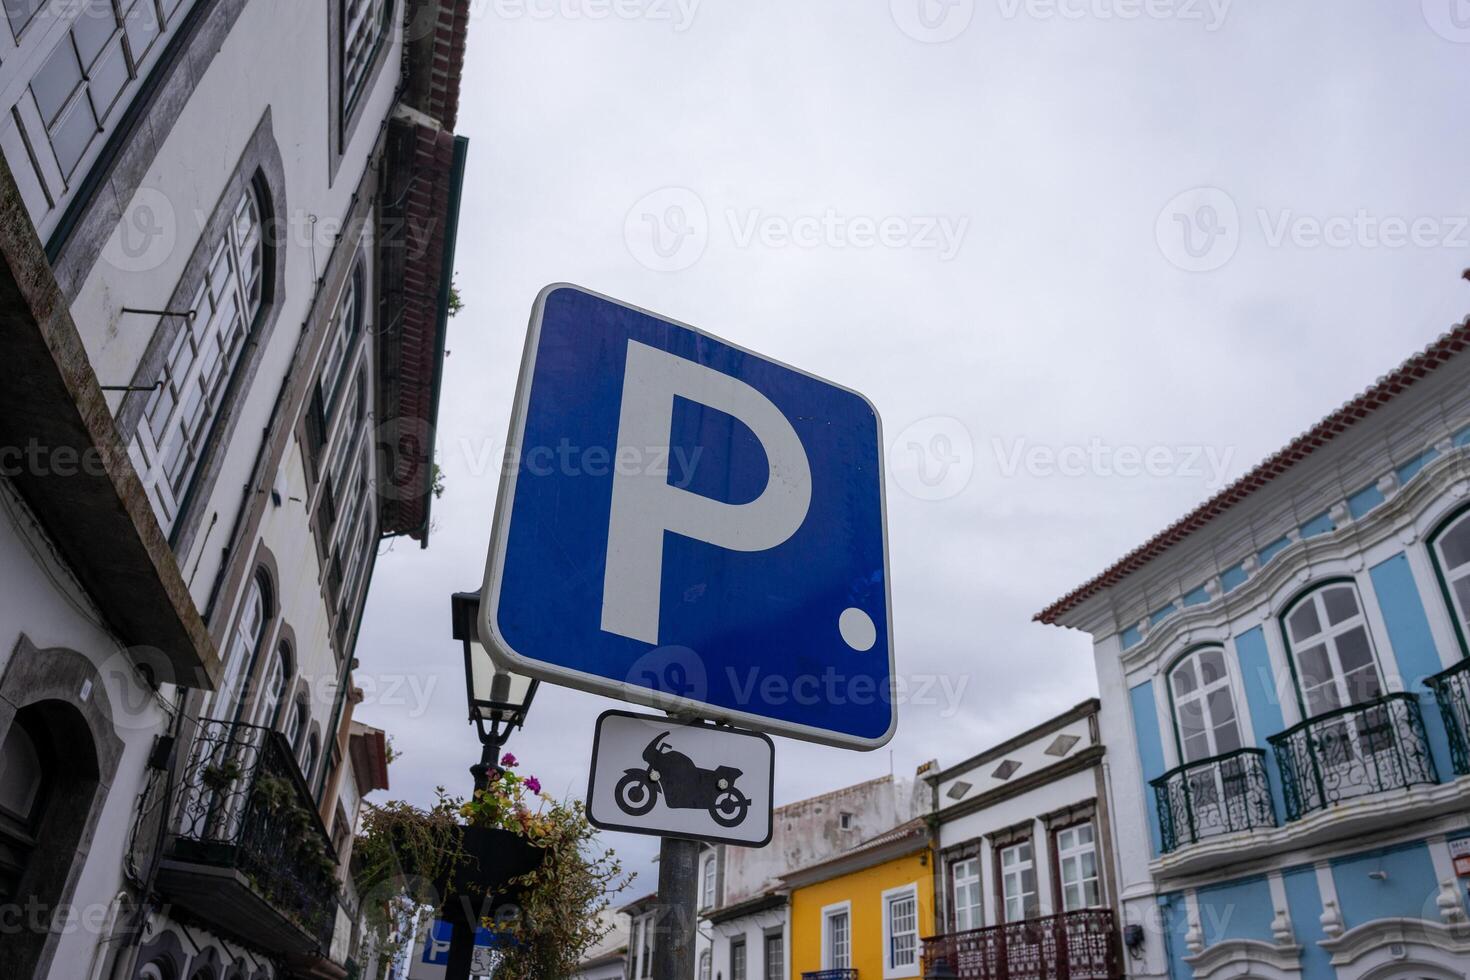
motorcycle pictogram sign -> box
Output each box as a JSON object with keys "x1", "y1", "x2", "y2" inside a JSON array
[{"x1": 587, "y1": 711, "x2": 774, "y2": 846}]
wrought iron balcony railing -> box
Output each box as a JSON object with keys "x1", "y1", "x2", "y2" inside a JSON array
[
  {"x1": 1428, "y1": 658, "x2": 1470, "y2": 777},
  {"x1": 164, "y1": 719, "x2": 339, "y2": 954},
  {"x1": 1267, "y1": 693, "x2": 1438, "y2": 822},
  {"x1": 921, "y1": 908, "x2": 1121, "y2": 980},
  {"x1": 1150, "y1": 748, "x2": 1277, "y2": 853},
  {"x1": 801, "y1": 971, "x2": 858, "y2": 980}
]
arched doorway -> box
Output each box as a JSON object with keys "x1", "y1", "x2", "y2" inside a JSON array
[{"x1": 0, "y1": 699, "x2": 102, "y2": 977}]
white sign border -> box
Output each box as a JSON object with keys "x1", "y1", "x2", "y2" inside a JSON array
[
  {"x1": 478, "y1": 283, "x2": 897, "y2": 750},
  {"x1": 585, "y1": 710, "x2": 777, "y2": 848}
]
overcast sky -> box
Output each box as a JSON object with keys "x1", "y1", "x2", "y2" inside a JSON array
[{"x1": 356, "y1": 0, "x2": 1470, "y2": 893}]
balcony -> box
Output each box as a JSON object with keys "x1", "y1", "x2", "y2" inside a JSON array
[
  {"x1": 1151, "y1": 748, "x2": 1277, "y2": 853},
  {"x1": 921, "y1": 909, "x2": 1121, "y2": 980},
  {"x1": 1428, "y1": 658, "x2": 1470, "y2": 776},
  {"x1": 156, "y1": 720, "x2": 339, "y2": 957},
  {"x1": 801, "y1": 972, "x2": 859, "y2": 980},
  {"x1": 1268, "y1": 693, "x2": 1437, "y2": 822}
]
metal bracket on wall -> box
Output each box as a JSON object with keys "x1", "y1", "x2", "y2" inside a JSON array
[
  {"x1": 120, "y1": 307, "x2": 197, "y2": 321},
  {"x1": 99, "y1": 380, "x2": 165, "y2": 393}
]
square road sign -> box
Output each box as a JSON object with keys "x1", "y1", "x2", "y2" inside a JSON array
[{"x1": 480, "y1": 284, "x2": 894, "y2": 749}]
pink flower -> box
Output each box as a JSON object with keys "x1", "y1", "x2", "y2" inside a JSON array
[
  {"x1": 526, "y1": 776, "x2": 542, "y2": 794},
  {"x1": 501, "y1": 752, "x2": 518, "y2": 768}
]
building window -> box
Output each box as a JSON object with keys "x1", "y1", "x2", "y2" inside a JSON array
[
  {"x1": 132, "y1": 185, "x2": 266, "y2": 534},
  {"x1": 302, "y1": 732, "x2": 321, "y2": 786},
  {"x1": 730, "y1": 937, "x2": 747, "y2": 980},
  {"x1": 1055, "y1": 823, "x2": 1101, "y2": 910},
  {"x1": 212, "y1": 571, "x2": 271, "y2": 720},
  {"x1": 764, "y1": 931, "x2": 783, "y2": 980},
  {"x1": 950, "y1": 856, "x2": 981, "y2": 931},
  {"x1": 1432, "y1": 509, "x2": 1470, "y2": 646},
  {"x1": 318, "y1": 262, "x2": 365, "y2": 426},
  {"x1": 251, "y1": 641, "x2": 293, "y2": 730},
  {"x1": 288, "y1": 698, "x2": 309, "y2": 756},
  {"x1": 884, "y1": 884, "x2": 919, "y2": 975},
  {"x1": 839, "y1": 811, "x2": 854, "y2": 830},
  {"x1": 24, "y1": 0, "x2": 194, "y2": 179},
  {"x1": 1283, "y1": 582, "x2": 1385, "y2": 717},
  {"x1": 698, "y1": 949, "x2": 711, "y2": 980},
  {"x1": 1168, "y1": 646, "x2": 1243, "y2": 763},
  {"x1": 1000, "y1": 840, "x2": 1039, "y2": 922},
  {"x1": 700, "y1": 854, "x2": 716, "y2": 909},
  {"x1": 341, "y1": 0, "x2": 391, "y2": 118},
  {"x1": 822, "y1": 905, "x2": 850, "y2": 969}
]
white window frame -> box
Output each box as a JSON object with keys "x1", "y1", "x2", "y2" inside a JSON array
[
  {"x1": 131, "y1": 186, "x2": 265, "y2": 535},
  {"x1": 1055, "y1": 822, "x2": 1101, "y2": 911},
  {"x1": 763, "y1": 929, "x2": 784, "y2": 980},
  {"x1": 698, "y1": 949, "x2": 711, "y2": 980},
  {"x1": 950, "y1": 855, "x2": 982, "y2": 932},
  {"x1": 341, "y1": 0, "x2": 390, "y2": 116},
  {"x1": 700, "y1": 853, "x2": 717, "y2": 909},
  {"x1": 1283, "y1": 582, "x2": 1387, "y2": 718},
  {"x1": 1432, "y1": 509, "x2": 1470, "y2": 642},
  {"x1": 820, "y1": 900, "x2": 852, "y2": 970},
  {"x1": 730, "y1": 936, "x2": 747, "y2": 980},
  {"x1": 881, "y1": 882, "x2": 921, "y2": 979},
  {"x1": 1168, "y1": 646, "x2": 1246, "y2": 764},
  {"x1": 0, "y1": 0, "x2": 205, "y2": 237},
  {"x1": 1000, "y1": 839, "x2": 1038, "y2": 923}
]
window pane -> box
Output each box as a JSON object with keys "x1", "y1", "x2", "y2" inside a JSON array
[
  {"x1": 1171, "y1": 661, "x2": 1197, "y2": 696},
  {"x1": 33, "y1": 43, "x2": 84, "y2": 125},
  {"x1": 1206, "y1": 687, "x2": 1236, "y2": 726},
  {"x1": 88, "y1": 39, "x2": 130, "y2": 121},
  {"x1": 1197, "y1": 648, "x2": 1226, "y2": 685},
  {"x1": 1440, "y1": 518, "x2": 1470, "y2": 570},
  {"x1": 1322, "y1": 586, "x2": 1360, "y2": 626},
  {"x1": 1289, "y1": 601, "x2": 1322, "y2": 643},
  {"x1": 72, "y1": 6, "x2": 118, "y2": 68},
  {"x1": 123, "y1": 0, "x2": 162, "y2": 59},
  {"x1": 1296, "y1": 644, "x2": 1332, "y2": 687},
  {"x1": 1305, "y1": 682, "x2": 1340, "y2": 716},
  {"x1": 1213, "y1": 719, "x2": 1242, "y2": 753},
  {"x1": 1455, "y1": 577, "x2": 1470, "y2": 624},
  {"x1": 4, "y1": 0, "x2": 45, "y2": 35},
  {"x1": 1336, "y1": 626, "x2": 1374, "y2": 673},
  {"x1": 1182, "y1": 731, "x2": 1211, "y2": 763},
  {"x1": 1345, "y1": 666, "x2": 1383, "y2": 704}
]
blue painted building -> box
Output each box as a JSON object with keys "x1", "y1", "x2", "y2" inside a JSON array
[{"x1": 1037, "y1": 324, "x2": 1470, "y2": 980}]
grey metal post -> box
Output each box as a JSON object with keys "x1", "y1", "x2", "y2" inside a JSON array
[{"x1": 653, "y1": 837, "x2": 700, "y2": 978}]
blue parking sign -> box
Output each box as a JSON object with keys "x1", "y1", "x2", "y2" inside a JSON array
[{"x1": 480, "y1": 285, "x2": 895, "y2": 749}]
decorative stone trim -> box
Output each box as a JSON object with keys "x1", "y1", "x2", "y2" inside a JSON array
[
  {"x1": 1184, "y1": 938, "x2": 1304, "y2": 980},
  {"x1": 1319, "y1": 917, "x2": 1470, "y2": 973}
]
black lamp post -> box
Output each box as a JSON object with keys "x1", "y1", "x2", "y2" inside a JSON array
[
  {"x1": 451, "y1": 591, "x2": 539, "y2": 790},
  {"x1": 447, "y1": 591, "x2": 539, "y2": 979}
]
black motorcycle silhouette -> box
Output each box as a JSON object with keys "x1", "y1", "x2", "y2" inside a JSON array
[{"x1": 614, "y1": 732, "x2": 752, "y2": 828}]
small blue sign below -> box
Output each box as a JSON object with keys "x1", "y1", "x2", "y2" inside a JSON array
[{"x1": 480, "y1": 285, "x2": 895, "y2": 749}]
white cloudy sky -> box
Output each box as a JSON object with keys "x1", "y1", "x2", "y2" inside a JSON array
[{"x1": 356, "y1": 0, "x2": 1470, "y2": 890}]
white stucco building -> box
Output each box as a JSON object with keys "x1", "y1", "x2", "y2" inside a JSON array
[
  {"x1": 1038, "y1": 322, "x2": 1470, "y2": 980},
  {"x1": 0, "y1": 2, "x2": 469, "y2": 978},
  {"x1": 922, "y1": 700, "x2": 1123, "y2": 979}
]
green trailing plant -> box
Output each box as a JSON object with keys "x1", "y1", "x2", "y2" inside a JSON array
[
  {"x1": 352, "y1": 756, "x2": 630, "y2": 975},
  {"x1": 201, "y1": 760, "x2": 243, "y2": 791}
]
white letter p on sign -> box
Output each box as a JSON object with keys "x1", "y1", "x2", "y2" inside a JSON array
[{"x1": 601, "y1": 341, "x2": 812, "y2": 645}]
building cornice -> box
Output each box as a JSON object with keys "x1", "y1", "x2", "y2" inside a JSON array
[
  {"x1": 935, "y1": 745, "x2": 1106, "y2": 824},
  {"x1": 929, "y1": 699, "x2": 1099, "y2": 785}
]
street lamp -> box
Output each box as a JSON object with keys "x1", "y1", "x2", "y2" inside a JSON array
[{"x1": 451, "y1": 591, "x2": 538, "y2": 788}]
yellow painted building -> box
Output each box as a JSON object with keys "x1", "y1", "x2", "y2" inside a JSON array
[{"x1": 787, "y1": 819, "x2": 935, "y2": 979}]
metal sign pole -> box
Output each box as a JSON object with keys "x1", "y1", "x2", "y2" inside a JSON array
[{"x1": 653, "y1": 836, "x2": 699, "y2": 978}]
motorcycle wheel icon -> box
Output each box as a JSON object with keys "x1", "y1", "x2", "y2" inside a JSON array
[
  {"x1": 710, "y1": 787, "x2": 751, "y2": 828},
  {"x1": 615, "y1": 771, "x2": 659, "y2": 817}
]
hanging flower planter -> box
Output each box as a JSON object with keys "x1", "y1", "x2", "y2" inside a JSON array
[{"x1": 353, "y1": 753, "x2": 631, "y2": 979}]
